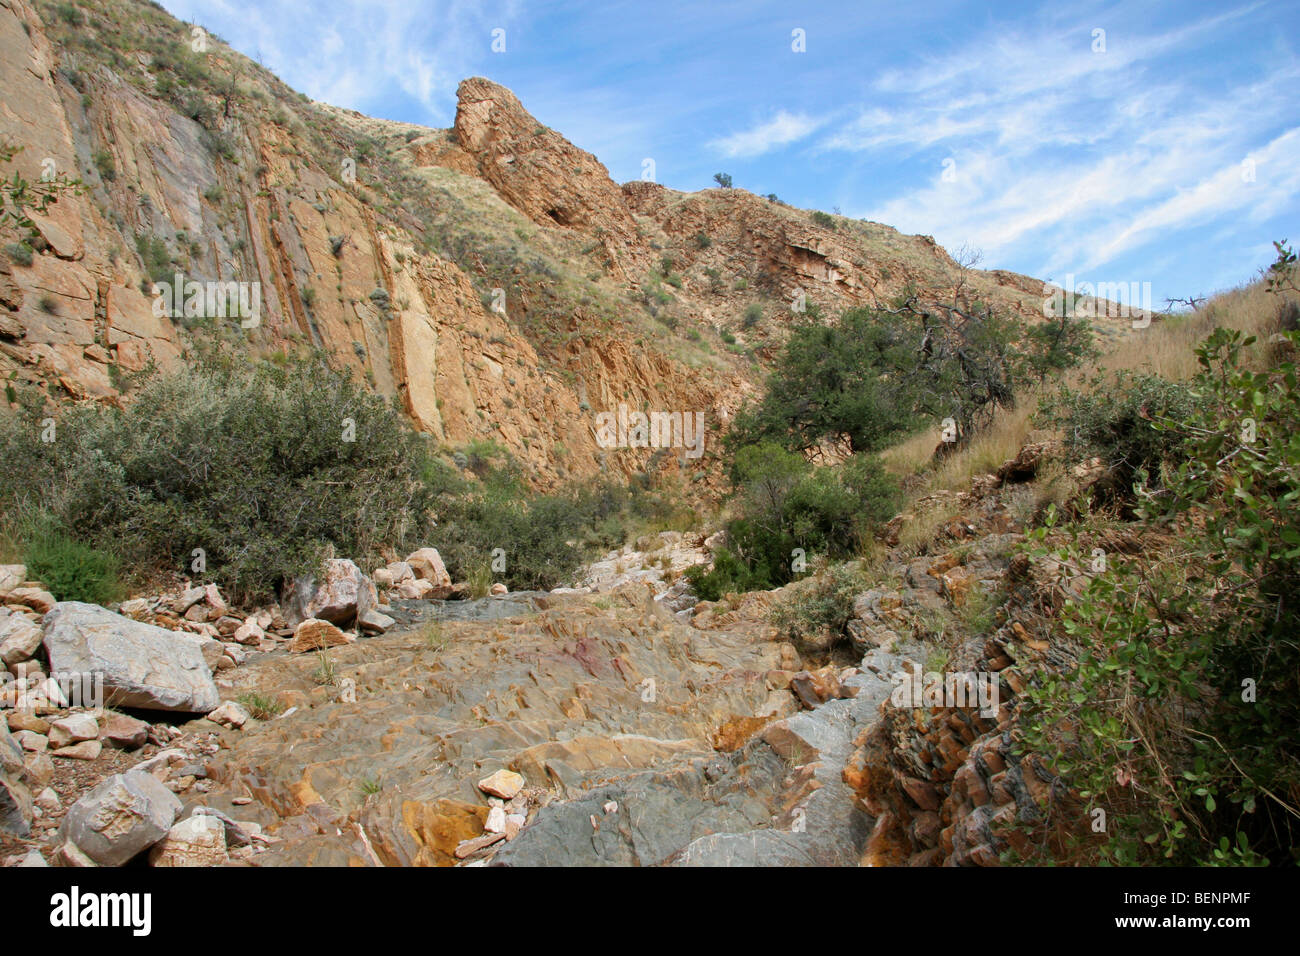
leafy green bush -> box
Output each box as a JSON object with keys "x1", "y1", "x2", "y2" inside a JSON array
[
  {"x1": 771, "y1": 561, "x2": 866, "y2": 652},
  {"x1": 24, "y1": 527, "x2": 122, "y2": 604},
  {"x1": 1038, "y1": 370, "x2": 1199, "y2": 502},
  {"x1": 688, "y1": 443, "x2": 899, "y2": 597},
  {"x1": 811, "y1": 210, "x2": 836, "y2": 229},
  {"x1": 0, "y1": 348, "x2": 438, "y2": 602},
  {"x1": 1017, "y1": 328, "x2": 1300, "y2": 865}
]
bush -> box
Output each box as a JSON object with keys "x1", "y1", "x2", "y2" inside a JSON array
[
  {"x1": 687, "y1": 443, "x2": 899, "y2": 597},
  {"x1": 0, "y1": 348, "x2": 439, "y2": 603},
  {"x1": 92, "y1": 148, "x2": 115, "y2": 182},
  {"x1": 1017, "y1": 328, "x2": 1300, "y2": 865},
  {"x1": 24, "y1": 527, "x2": 122, "y2": 604},
  {"x1": 771, "y1": 561, "x2": 866, "y2": 653},
  {"x1": 1038, "y1": 371, "x2": 1199, "y2": 502},
  {"x1": 4, "y1": 242, "x2": 33, "y2": 266},
  {"x1": 811, "y1": 210, "x2": 836, "y2": 229}
]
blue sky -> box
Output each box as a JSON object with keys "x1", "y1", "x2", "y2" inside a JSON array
[{"x1": 160, "y1": 0, "x2": 1300, "y2": 305}]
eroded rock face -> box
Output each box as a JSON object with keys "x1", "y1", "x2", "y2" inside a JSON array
[
  {"x1": 60, "y1": 770, "x2": 182, "y2": 866},
  {"x1": 41, "y1": 602, "x2": 220, "y2": 713}
]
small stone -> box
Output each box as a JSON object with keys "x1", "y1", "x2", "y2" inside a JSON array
[
  {"x1": 233, "y1": 619, "x2": 265, "y2": 645},
  {"x1": 207, "y1": 700, "x2": 249, "y2": 729},
  {"x1": 14, "y1": 731, "x2": 47, "y2": 752},
  {"x1": 477, "y1": 769, "x2": 525, "y2": 800},
  {"x1": 53, "y1": 739, "x2": 102, "y2": 760},
  {"x1": 358, "y1": 609, "x2": 395, "y2": 634},
  {"x1": 48, "y1": 713, "x2": 100, "y2": 748},
  {"x1": 603, "y1": 800, "x2": 618, "y2": 815},
  {"x1": 288, "y1": 618, "x2": 353, "y2": 653},
  {"x1": 490, "y1": 582, "x2": 508, "y2": 596},
  {"x1": 484, "y1": 805, "x2": 507, "y2": 833},
  {"x1": 35, "y1": 787, "x2": 60, "y2": 812},
  {"x1": 6, "y1": 712, "x2": 49, "y2": 734}
]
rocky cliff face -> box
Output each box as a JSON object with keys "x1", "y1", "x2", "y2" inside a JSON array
[{"x1": 1, "y1": 0, "x2": 1054, "y2": 490}]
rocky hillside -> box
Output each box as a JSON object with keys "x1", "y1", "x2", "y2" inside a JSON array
[{"x1": 0, "y1": 0, "x2": 1067, "y2": 489}]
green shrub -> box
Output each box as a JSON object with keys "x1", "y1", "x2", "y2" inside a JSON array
[
  {"x1": 742, "y1": 303, "x2": 762, "y2": 329},
  {"x1": 0, "y1": 347, "x2": 439, "y2": 603},
  {"x1": 688, "y1": 443, "x2": 899, "y2": 597},
  {"x1": 1038, "y1": 371, "x2": 1199, "y2": 502},
  {"x1": 811, "y1": 210, "x2": 836, "y2": 229},
  {"x1": 24, "y1": 527, "x2": 122, "y2": 604},
  {"x1": 771, "y1": 561, "x2": 866, "y2": 653},
  {"x1": 92, "y1": 148, "x2": 116, "y2": 182},
  {"x1": 4, "y1": 242, "x2": 33, "y2": 266},
  {"x1": 1017, "y1": 328, "x2": 1300, "y2": 866}
]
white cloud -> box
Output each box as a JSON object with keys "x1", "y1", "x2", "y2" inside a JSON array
[{"x1": 709, "y1": 111, "x2": 826, "y2": 158}]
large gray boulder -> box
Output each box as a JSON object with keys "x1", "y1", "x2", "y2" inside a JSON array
[
  {"x1": 283, "y1": 558, "x2": 378, "y2": 627},
  {"x1": 42, "y1": 602, "x2": 219, "y2": 713},
  {"x1": 60, "y1": 770, "x2": 182, "y2": 866}
]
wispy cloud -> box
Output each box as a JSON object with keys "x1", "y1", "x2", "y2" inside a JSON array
[{"x1": 709, "y1": 111, "x2": 826, "y2": 158}]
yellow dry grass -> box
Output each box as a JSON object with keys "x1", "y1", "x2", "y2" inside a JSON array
[{"x1": 885, "y1": 275, "x2": 1296, "y2": 493}]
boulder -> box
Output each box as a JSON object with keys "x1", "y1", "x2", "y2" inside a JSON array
[
  {"x1": 41, "y1": 602, "x2": 220, "y2": 713},
  {"x1": 6, "y1": 587, "x2": 55, "y2": 614},
  {"x1": 358, "y1": 609, "x2": 395, "y2": 635},
  {"x1": 60, "y1": 770, "x2": 182, "y2": 866},
  {"x1": 285, "y1": 558, "x2": 377, "y2": 626},
  {"x1": 0, "y1": 564, "x2": 26, "y2": 598},
  {"x1": 0, "y1": 614, "x2": 42, "y2": 666},
  {"x1": 405, "y1": 548, "x2": 452, "y2": 588},
  {"x1": 0, "y1": 771, "x2": 32, "y2": 836},
  {"x1": 148, "y1": 813, "x2": 227, "y2": 867},
  {"x1": 288, "y1": 618, "x2": 354, "y2": 653}
]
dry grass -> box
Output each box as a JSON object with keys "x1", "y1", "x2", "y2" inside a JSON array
[{"x1": 886, "y1": 276, "x2": 1297, "y2": 494}]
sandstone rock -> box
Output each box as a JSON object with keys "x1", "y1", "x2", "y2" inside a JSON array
[
  {"x1": 405, "y1": 548, "x2": 452, "y2": 588},
  {"x1": 208, "y1": 700, "x2": 250, "y2": 729},
  {"x1": 14, "y1": 731, "x2": 47, "y2": 752},
  {"x1": 16, "y1": 849, "x2": 47, "y2": 866},
  {"x1": 7, "y1": 587, "x2": 55, "y2": 613},
  {"x1": 48, "y1": 713, "x2": 100, "y2": 748},
  {"x1": 233, "y1": 618, "x2": 265, "y2": 645},
  {"x1": 396, "y1": 578, "x2": 436, "y2": 600},
  {"x1": 0, "y1": 771, "x2": 33, "y2": 836},
  {"x1": 42, "y1": 602, "x2": 219, "y2": 713},
  {"x1": 385, "y1": 561, "x2": 414, "y2": 584},
  {"x1": 478, "y1": 769, "x2": 525, "y2": 800},
  {"x1": 288, "y1": 618, "x2": 353, "y2": 653},
  {"x1": 61, "y1": 770, "x2": 182, "y2": 865},
  {"x1": 285, "y1": 559, "x2": 377, "y2": 626},
  {"x1": 6, "y1": 712, "x2": 49, "y2": 734},
  {"x1": 484, "y1": 804, "x2": 507, "y2": 833},
  {"x1": 35, "y1": 787, "x2": 60, "y2": 812},
  {"x1": 53, "y1": 739, "x2": 102, "y2": 760},
  {"x1": 0, "y1": 613, "x2": 42, "y2": 666},
  {"x1": 358, "y1": 609, "x2": 395, "y2": 634},
  {"x1": 0, "y1": 564, "x2": 26, "y2": 598},
  {"x1": 149, "y1": 813, "x2": 228, "y2": 867},
  {"x1": 490, "y1": 582, "x2": 508, "y2": 596},
  {"x1": 373, "y1": 567, "x2": 394, "y2": 588}
]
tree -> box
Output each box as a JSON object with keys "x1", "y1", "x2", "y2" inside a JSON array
[{"x1": 713, "y1": 172, "x2": 732, "y2": 189}]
